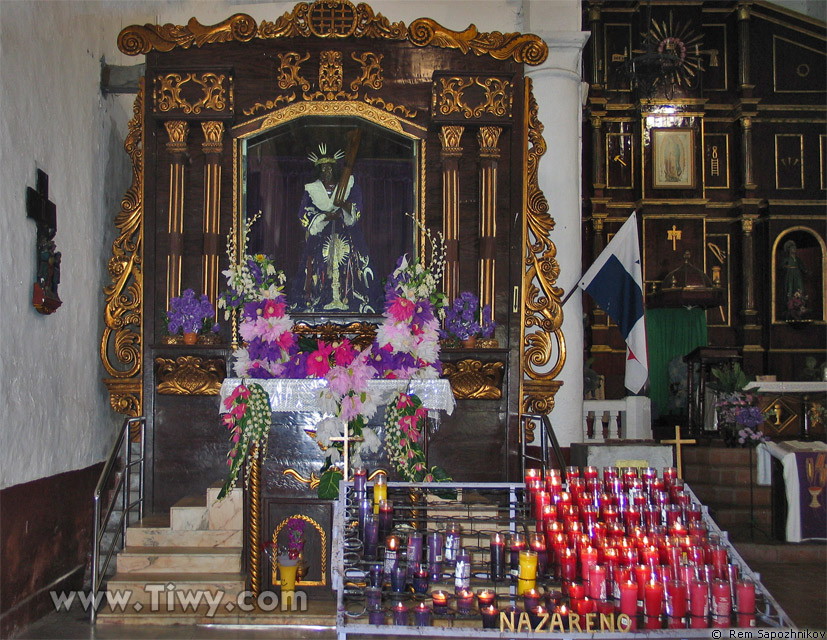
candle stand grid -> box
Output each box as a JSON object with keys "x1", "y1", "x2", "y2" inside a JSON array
[{"x1": 332, "y1": 480, "x2": 793, "y2": 639}]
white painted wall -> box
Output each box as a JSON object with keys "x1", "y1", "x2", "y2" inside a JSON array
[{"x1": 0, "y1": 0, "x2": 581, "y2": 490}]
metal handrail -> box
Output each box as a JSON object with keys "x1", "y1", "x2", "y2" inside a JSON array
[
  {"x1": 90, "y1": 416, "x2": 145, "y2": 624},
  {"x1": 520, "y1": 414, "x2": 566, "y2": 479}
]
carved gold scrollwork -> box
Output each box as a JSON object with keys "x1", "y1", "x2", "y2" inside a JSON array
[
  {"x1": 474, "y1": 77, "x2": 511, "y2": 118},
  {"x1": 408, "y1": 19, "x2": 548, "y2": 65},
  {"x1": 119, "y1": 6, "x2": 547, "y2": 67},
  {"x1": 293, "y1": 321, "x2": 377, "y2": 350},
  {"x1": 101, "y1": 80, "x2": 144, "y2": 417},
  {"x1": 442, "y1": 360, "x2": 504, "y2": 400},
  {"x1": 155, "y1": 356, "x2": 226, "y2": 395},
  {"x1": 436, "y1": 77, "x2": 474, "y2": 117},
  {"x1": 283, "y1": 469, "x2": 321, "y2": 489},
  {"x1": 242, "y1": 94, "x2": 295, "y2": 117},
  {"x1": 350, "y1": 51, "x2": 384, "y2": 91},
  {"x1": 362, "y1": 96, "x2": 418, "y2": 119},
  {"x1": 118, "y1": 13, "x2": 257, "y2": 55},
  {"x1": 154, "y1": 73, "x2": 231, "y2": 115},
  {"x1": 277, "y1": 52, "x2": 311, "y2": 91},
  {"x1": 258, "y1": 1, "x2": 406, "y2": 41},
  {"x1": 319, "y1": 50, "x2": 343, "y2": 93},
  {"x1": 519, "y1": 79, "x2": 565, "y2": 420}
]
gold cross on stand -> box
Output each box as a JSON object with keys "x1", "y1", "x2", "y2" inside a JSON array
[
  {"x1": 329, "y1": 427, "x2": 364, "y2": 482},
  {"x1": 661, "y1": 425, "x2": 696, "y2": 479}
]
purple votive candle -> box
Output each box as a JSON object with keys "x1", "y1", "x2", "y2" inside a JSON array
[
  {"x1": 364, "y1": 517, "x2": 379, "y2": 559},
  {"x1": 365, "y1": 586, "x2": 382, "y2": 609},
  {"x1": 406, "y1": 532, "x2": 424, "y2": 577},
  {"x1": 368, "y1": 605, "x2": 385, "y2": 625},
  {"x1": 427, "y1": 531, "x2": 443, "y2": 581},
  {"x1": 413, "y1": 602, "x2": 432, "y2": 626},
  {"x1": 431, "y1": 589, "x2": 450, "y2": 614},
  {"x1": 456, "y1": 588, "x2": 474, "y2": 615},
  {"x1": 358, "y1": 497, "x2": 371, "y2": 537},
  {"x1": 390, "y1": 564, "x2": 406, "y2": 593},
  {"x1": 413, "y1": 563, "x2": 429, "y2": 594},
  {"x1": 392, "y1": 601, "x2": 409, "y2": 626},
  {"x1": 481, "y1": 604, "x2": 499, "y2": 629},
  {"x1": 369, "y1": 563, "x2": 384, "y2": 588}
]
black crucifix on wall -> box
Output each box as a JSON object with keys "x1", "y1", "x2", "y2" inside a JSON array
[{"x1": 26, "y1": 169, "x2": 62, "y2": 314}]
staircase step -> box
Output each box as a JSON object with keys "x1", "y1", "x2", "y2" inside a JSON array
[
  {"x1": 169, "y1": 495, "x2": 208, "y2": 530},
  {"x1": 116, "y1": 546, "x2": 242, "y2": 574},
  {"x1": 95, "y1": 597, "x2": 337, "y2": 630},
  {"x1": 206, "y1": 484, "x2": 243, "y2": 531},
  {"x1": 126, "y1": 525, "x2": 242, "y2": 548},
  {"x1": 103, "y1": 572, "x2": 246, "y2": 605}
]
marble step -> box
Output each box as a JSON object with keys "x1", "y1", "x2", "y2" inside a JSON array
[
  {"x1": 169, "y1": 495, "x2": 209, "y2": 530},
  {"x1": 95, "y1": 597, "x2": 337, "y2": 629},
  {"x1": 206, "y1": 484, "x2": 243, "y2": 531},
  {"x1": 126, "y1": 523, "x2": 243, "y2": 548},
  {"x1": 102, "y1": 572, "x2": 246, "y2": 605},
  {"x1": 116, "y1": 546, "x2": 242, "y2": 574}
]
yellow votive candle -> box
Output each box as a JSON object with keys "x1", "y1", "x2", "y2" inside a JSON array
[{"x1": 517, "y1": 549, "x2": 538, "y2": 595}]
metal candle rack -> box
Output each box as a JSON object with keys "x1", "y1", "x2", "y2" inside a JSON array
[{"x1": 332, "y1": 481, "x2": 794, "y2": 639}]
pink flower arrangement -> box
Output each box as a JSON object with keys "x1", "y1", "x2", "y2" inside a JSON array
[{"x1": 218, "y1": 383, "x2": 271, "y2": 499}]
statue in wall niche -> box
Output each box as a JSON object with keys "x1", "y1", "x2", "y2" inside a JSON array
[
  {"x1": 290, "y1": 142, "x2": 380, "y2": 314},
  {"x1": 782, "y1": 239, "x2": 809, "y2": 321}
]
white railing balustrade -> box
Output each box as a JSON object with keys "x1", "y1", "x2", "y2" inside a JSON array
[{"x1": 582, "y1": 396, "x2": 652, "y2": 442}]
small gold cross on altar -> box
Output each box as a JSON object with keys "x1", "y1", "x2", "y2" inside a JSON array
[
  {"x1": 661, "y1": 425, "x2": 696, "y2": 479},
  {"x1": 329, "y1": 429, "x2": 364, "y2": 482},
  {"x1": 667, "y1": 225, "x2": 682, "y2": 251}
]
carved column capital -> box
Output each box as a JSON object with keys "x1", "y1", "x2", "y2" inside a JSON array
[
  {"x1": 164, "y1": 120, "x2": 190, "y2": 153},
  {"x1": 737, "y1": 3, "x2": 752, "y2": 20},
  {"x1": 439, "y1": 125, "x2": 465, "y2": 157},
  {"x1": 740, "y1": 117, "x2": 752, "y2": 130},
  {"x1": 477, "y1": 126, "x2": 502, "y2": 158},
  {"x1": 201, "y1": 121, "x2": 225, "y2": 154},
  {"x1": 741, "y1": 215, "x2": 757, "y2": 235},
  {"x1": 592, "y1": 216, "x2": 605, "y2": 234},
  {"x1": 590, "y1": 115, "x2": 603, "y2": 130}
]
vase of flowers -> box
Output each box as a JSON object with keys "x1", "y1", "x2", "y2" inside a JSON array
[
  {"x1": 440, "y1": 291, "x2": 495, "y2": 348},
  {"x1": 710, "y1": 363, "x2": 767, "y2": 447},
  {"x1": 165, "y1": 288, "x2": 218, "y2": 344}
]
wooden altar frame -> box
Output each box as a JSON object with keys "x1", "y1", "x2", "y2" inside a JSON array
[{"x1": 101, "y1": 0, "x2": 567, "y2": 595}]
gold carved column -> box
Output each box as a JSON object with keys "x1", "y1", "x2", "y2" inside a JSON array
[
  {"x1": 741, "y1": 215, "x2": 758, "y2": 319},
  {"x1": 201, "y1": 121, "x2": 224, "y2": 308},
  {"x1": 478, "y1": 126, "x2": 502, "y2": 315},
  {"x1": 439, "y1": 126, "x2": 464, "y2": 304},
  {"x1": 164, "y1": 120, "x2": 189, "y2": 307}
]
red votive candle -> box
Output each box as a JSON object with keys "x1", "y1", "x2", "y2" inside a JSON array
[
  {"x1": 666, "y1": 579, "x2": 688, "y2": 620},
  {"x1": 568, "y1": 580, "x2": 586, "y2": 601},
  {"x1": 581, "y1": 545, "x2": 598, "y2": 583},
  {"x1": 736, "y1": 578, "x2": 756, "y2": 614},
  {"x1": 689, "y1": 578, "x2": 709, "y2": 622},
  {"x1": 477, "y1": 588, "x2": 496, "y2": 609},
  {"x1": 644, "y1": 579, "x2": 664, "y2": 618},
  {"x1": 575, "y1": 597, "x2": 596, "y2": 616},
  {"x1": 663, "y1": 466, "x2": 677, "y2": 486},
  {"x1": 635, "y1": 564, "x2": 652, "y2": 601},
  {"x1": 392, "y1": 601, "x2": 408, "y2": 626},
  {"x1": 560, "y1": 548, "x2": 577, "y2": 582},
  {"x1": 597, "y1": 599, "x2": 615, "y2": 616},
  {"x1": 710, "y1": 545, "x2": 728, "y2": 580},
  {"x1": 525, "y1": 468, "x2": 541, "y2": 486},
  {"x1": 456, "y1": 588, "x2": 474, "y2": 615},
  {"x1": 619, "y1": 580, "x2": 638, "y2": 617},
  {"x1": 588, "y1": 563, "x2": 607, "y2": 600},
  {"x1": 711, "y1": 578, "x2": 731, "y2": 619},
  {"x1": 431, "y1": 590, "x2": 449, "y2": 615}
]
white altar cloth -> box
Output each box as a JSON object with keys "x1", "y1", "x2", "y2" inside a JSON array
[
  {"x1": 757, "y1": 440, "x2": 827, "y2": 542},
  {"x1": 219, "y1": 378, "x2": 455, "y2": 416}
]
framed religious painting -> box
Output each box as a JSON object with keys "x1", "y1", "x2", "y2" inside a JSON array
[
  {"x1": 236, "y1": 112, "x2": 422, "y2": 317},
  {"x1": 652, "y1": 128, "x2": 695, "y2": 189}
]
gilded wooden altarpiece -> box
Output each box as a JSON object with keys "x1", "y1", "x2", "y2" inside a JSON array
[{"x1": 103, "y1": 0, "x2": 564, "y2": 595}]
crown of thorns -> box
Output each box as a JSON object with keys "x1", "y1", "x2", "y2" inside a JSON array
[{"x1": 307, "y1": 144, "x2": 344, "y2": 166}]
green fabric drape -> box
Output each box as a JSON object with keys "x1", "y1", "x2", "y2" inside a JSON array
[{"x1": 645, "y1": 308, "x2": 708, "y2": 416}]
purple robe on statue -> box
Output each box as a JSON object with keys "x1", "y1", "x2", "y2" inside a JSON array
[{"x1": 290, "y1": 176, "x2": 380, "y2": 313}]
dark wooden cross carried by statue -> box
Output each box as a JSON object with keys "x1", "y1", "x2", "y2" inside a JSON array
[{"x1": 26, "y1": 169, "x2": 62, "y2": 314}]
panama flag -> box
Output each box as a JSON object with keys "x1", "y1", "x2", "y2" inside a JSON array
[{"x1": 577, "y1": 212, "x2": 648, "y2": 393}]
